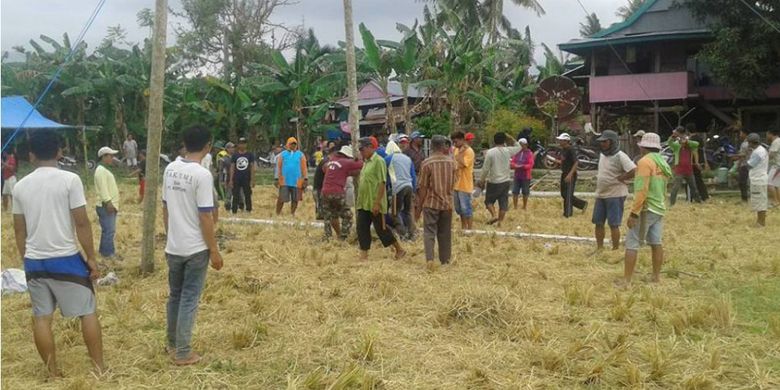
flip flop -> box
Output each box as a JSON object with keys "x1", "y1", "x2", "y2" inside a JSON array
[{"x1": 486, "y1": 218, "x2": 499, "y2": 225}]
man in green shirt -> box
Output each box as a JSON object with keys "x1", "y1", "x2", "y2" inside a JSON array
[
  {"x1": 356, "y1": 137, "x2": 405, "y2": 261},
  {"x1": 95, "y1": 146, "x2": 121, "y2": 259}
]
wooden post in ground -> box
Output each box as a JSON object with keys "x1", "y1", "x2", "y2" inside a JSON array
[
  {"x1": 342, "y1": 0, "x2": 360, "y2": 154},
  {"x1": 140, "y1": 0, "x2": 168, "y2": 275},
  {"x1": 342, "y1": 0, "x2": 361, "y2": 214}
]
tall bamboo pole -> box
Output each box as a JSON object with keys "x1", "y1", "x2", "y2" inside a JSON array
[
  {"x1": 342, "y1": 0, "x2": 360, "y2": 153},
  {"x1": 140, "y1": 0, "x2": 168, "y2": 275}
]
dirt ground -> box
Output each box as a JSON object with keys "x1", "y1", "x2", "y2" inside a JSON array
[{"x1": 2, "y1": 183, "x2": 779, "y2": 389}]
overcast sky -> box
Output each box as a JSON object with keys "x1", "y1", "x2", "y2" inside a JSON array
[{"x1": 1, "y1": 0, "x2": 622, "y2": 66}]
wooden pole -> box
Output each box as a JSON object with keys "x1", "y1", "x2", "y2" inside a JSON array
[
  {"x1": 81, "y1": 126, "x2": 89, "y2": 177},
  {"x1": 140, "y1": 0, "x2": 168, "y2": 275},
  {"x1": 342, "y1": 0, "x2": 360, "y2": 154},
  {"x1": 343, "y1": 0, "x2": 361, "y2": 214}
]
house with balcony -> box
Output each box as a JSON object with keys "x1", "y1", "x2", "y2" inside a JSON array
[{"x1": 558, "y1": 0, "x2": 780, "y2": 135}]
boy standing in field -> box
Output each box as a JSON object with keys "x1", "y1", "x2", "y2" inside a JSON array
[
  {"x1": 163, "y1": 126, "x2": 224, "y2": 365},
  {"x1": 668, "y1": 127, "x2": 701, "y2": 205},
  {"x1": 12, "y1": 129, "x2": 104, "y2": 377},
  {"x1": 622, "y1": 132, "x2": 672, "y2": 286}
]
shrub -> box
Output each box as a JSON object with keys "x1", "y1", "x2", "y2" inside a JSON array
[
  {"x1": 484, "y1": 109, "x2": 549, "y2": 146},
  {"x1": 413, "y1": 112, "x2": 452, "y2": 137}
]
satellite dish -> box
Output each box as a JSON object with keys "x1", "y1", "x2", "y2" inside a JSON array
[{"x1": 535, "y1": 75, "x2": 581, "y2": 136}]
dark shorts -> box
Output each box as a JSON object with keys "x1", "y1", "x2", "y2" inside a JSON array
[
  {"x1": 485, "y1": 181, "x2": 511, "y2": 211},
  {"x1": 512, "y1": 178, "x2": 531, "y2": 196},
  {"x1": 278, "y1": 186, "x2": 299, "y2": 203},
  {"x1": 591, "y1": 196, "x2": 626, "y2": 227}
]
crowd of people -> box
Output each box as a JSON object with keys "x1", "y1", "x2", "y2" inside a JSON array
[{"x1": 6, "y1": 123, "x2": 779, "y2": 376}]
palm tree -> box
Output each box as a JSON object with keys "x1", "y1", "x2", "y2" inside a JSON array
[
  {"x1": 479, "y1": 0, "x2": 545, "y2": 44},
  {"x1": 579, "y1": 13, "x2": 602, "y2": 37},
  {"x1": 616, "y1": 0, "x2": 645, "y2": 20}
]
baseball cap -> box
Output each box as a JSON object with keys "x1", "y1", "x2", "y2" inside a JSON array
[
  {"x1": 747, "y1": 133, "x2": 761, "y2": 143},
  {"x1": 98, "y1": 146, "x2": 119, "y2": 158},
  {"x1": 225, "y1": 142, "x2": 235, "y2": 148},
  {"x1": 213, "y1": 141, "x2": 225, "y2": 149},
  {"x1": 556, "y1": 133, "x2": 571, "y2": 141},
  {"x1": 596, "y1": 130, "x2": 618, "y2": 142},
  {"x1": 518, "y1": 138, "x2": 528, "y2": 145},
  {"x1": 465, "y1": 132, "x2": 475, "y2": 141},
  {"x1": 398, "y1": 134, "x2": 410, "y2": 143},
  {"x1": 238, "y1": 137, "x2": 248, "y2": 143},
  {"x1": 358, "y1": 137, "x2": 374, "y2": 149},
  {"x1": 411, "y1": 131, "x2": 425, "y2": 140}
]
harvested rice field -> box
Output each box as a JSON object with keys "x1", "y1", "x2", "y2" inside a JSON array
[{"x1": 2, "y1": 182, "x2": 780, "y2": 389}]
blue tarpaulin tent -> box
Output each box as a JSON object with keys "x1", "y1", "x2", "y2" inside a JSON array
[{"x1": 1, "y1": 96, "x2": 74, "y2": 129}]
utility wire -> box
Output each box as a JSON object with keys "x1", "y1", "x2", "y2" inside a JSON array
[
  {"x1": 572, "y1": 0, "x2": 677, "y2": 130},
  {"x1": 738, "y1": 0, "x2": 780, "y2": 34},
  {"x1": 2, "y1": 0, "x2": 108, "y2": 152}
]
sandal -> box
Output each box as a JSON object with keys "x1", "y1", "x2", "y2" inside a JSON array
[{"x1": 174, "y1": 352, "x2": 202, "y2": 366}]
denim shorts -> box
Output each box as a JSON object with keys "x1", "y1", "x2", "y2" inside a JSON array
[
  {"x1": 625, "y1": 211, "x2": 664, "y2": 250},
  {"x1": 453, "y1": 191, "x2": 473, "y2": 217},
  {"x1": 512, "y1": 178, "x2": 531, "y2": 196},
  {"x1": 591, "y1": 197, "x2": 626, "y2": 227}
]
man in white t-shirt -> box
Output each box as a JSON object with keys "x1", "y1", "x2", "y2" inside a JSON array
[
  {"x1": 12, "y1": 129, "x2": 104, "y2": 377},
  {"x1": 746, "y1": 133, "x2": 769, "y2": 227},
  {"x1": 162, "y1": 126, "x2": 224, "y2": 366},
  {"x1": 592, "y1": 130, "x2": 636, "y2": 251}
]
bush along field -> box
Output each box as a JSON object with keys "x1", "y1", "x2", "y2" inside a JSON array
[{"x1": 2, "y1": 183, "x2": 779, "y2": 389}]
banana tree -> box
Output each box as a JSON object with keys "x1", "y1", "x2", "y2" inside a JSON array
[
  {"x1": 359, "y1": 23, "x2": 397, "y2": 132},
  {"x1": 393, "y1": 23, "x2": 421, "y2": 133},
  {"x1": 248, "y1": 30, "x2": 344, "y2": 148}
]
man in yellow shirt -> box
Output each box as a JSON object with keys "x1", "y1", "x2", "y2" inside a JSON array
[
  {"x1": 452, "y1": 131, "x2": 475, "y2": 229},
  {"x1": 95, "y1": 146, "x2": 121, "y2": 259}
]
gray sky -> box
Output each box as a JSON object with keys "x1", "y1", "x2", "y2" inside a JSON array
[{"x1": 1, "y1": 0, "x2": 622, "y2": 66}]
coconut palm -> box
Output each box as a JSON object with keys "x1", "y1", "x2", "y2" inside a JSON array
[
  {"x1": 579, "y1": 13, "x2": 603, "y2": 37},
  {"x1": 616, "y1": 0, "x2": 645, "y2": 20}
]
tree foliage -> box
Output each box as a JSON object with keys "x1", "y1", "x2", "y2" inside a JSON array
[
  {"x1": 579, "y1": 13, "x2": 602, "y2": 37},
  {"x1": 681, "y1": 0, "x2": 780, "y2": 98},
  {"x1": 616, "y1": 0, "x2": 646, "y2": 21}
]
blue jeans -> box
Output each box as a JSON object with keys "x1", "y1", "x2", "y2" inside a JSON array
[
  {"x1": 95, "y1": 206, "x2": 117, "y2": 257},
  {"x1": 453, "y1": 191, "x2": 473, "y2": 217},
  {"x1": 166, "y1": 250, "x2": 209, "y2": 360}
]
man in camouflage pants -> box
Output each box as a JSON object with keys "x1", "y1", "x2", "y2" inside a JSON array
[{"x1": 320, "y1": 145, "x2": 363, "y2": 240}]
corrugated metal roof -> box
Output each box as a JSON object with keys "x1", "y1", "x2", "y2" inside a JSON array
[{"x1": 560, "y1": 0, "x2": 711, "y2": 54}]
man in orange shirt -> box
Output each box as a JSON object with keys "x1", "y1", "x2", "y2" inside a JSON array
[{"x1": 451, "y1": 131, "x2": 475, "y2": 229}]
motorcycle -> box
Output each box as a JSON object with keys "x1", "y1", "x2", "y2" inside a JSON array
[
  {"x1": 58, "y1": 155, "x2": 96, "y2": 173},
  {"x1": 534, "y1": 141, "x2": 561, "y2": 170},
  {"x1": 705, "y1": 134, "x2": 736, "y2": 168}
]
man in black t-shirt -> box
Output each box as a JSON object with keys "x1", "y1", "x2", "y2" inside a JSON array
[
  {"x1": 228, "y1": 137, "x2": 256, "y2": 214},
  {"x1": 557, "y1": 133, "x2": 588, "y2": 217}
]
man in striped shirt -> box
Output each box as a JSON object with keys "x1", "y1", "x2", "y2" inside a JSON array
[{"x1": 415, "y1": 135, "x2": 456, "y2": 264}]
